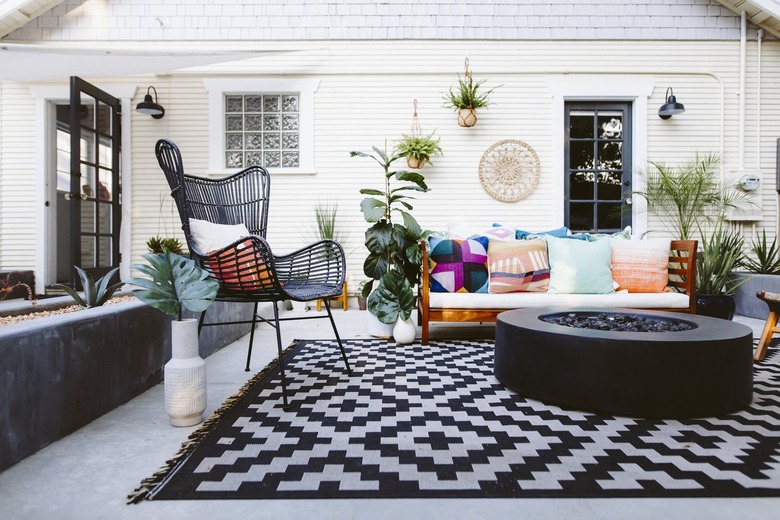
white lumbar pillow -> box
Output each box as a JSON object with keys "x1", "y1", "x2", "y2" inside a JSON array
[{"x1": 189, "y1": 218, "x2": 250, "y2": 254}]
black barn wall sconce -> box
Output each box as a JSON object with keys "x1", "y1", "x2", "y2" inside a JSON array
[
  {"x1": 658, "y1": 87, "x2": 685, "y2": 120},
  {"x1": 136, "y1": 86, "x2": 165, "y2": 119}
]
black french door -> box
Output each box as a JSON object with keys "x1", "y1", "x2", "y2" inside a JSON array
[
  {"x1": 564, "y1": 102, "x2": 632, "y2": 233},
  {"x1": 67, "y1": 76, "x2": 122, "y2": 284}
]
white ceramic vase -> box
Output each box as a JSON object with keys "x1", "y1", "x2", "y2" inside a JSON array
[
  {"x1": 165, "y1": 319, "x2": 207, "y2": 427},
  {"x1": 393, "y1": 317, "x2": 417, "y2": 345},
  {"x1": 367, "y1": 311, "x2": 394, "y2": 338},
  {"x1": 290, "y1": 299, "x2": 309, "y2": 312}
]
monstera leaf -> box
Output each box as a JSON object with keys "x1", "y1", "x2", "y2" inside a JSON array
[
  {"x1": 127, "y1": 249, "x2": 219, "y2": 320},
  {"x1": 367, "y1": 269, "x2": 415, "y2": 325}
]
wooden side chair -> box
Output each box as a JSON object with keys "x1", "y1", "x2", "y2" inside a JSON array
[
  {"x1": 755, "y1": 290, "x2": 780, "y2": 361},
  {"x1": 155, "y1": 138, "x2": 352, "y2": 407}
]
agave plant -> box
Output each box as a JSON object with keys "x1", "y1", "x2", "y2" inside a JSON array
[
  {"x1": 696, "y1": 224, "x2": 748, "y2": 295},
  {"x1": 146, "y1": 236, "x2": 186, "y2": 256},
  {"x1": 127, "y1": 249, "x2": 219, "y2": 321},
  {"x1": 741, "y1": 230, "x2": 780, "y2": 275},
  {"x1": 52, "y1": 266, "x2": 124, "y2": 308}
]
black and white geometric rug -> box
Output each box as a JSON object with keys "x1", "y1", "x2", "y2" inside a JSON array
[{"x1": 130, "y1": 338, "x2": 780, "y2": 501}]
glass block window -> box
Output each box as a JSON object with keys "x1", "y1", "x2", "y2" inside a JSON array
[{"x1": 224, "y1": 93, "x2": 300, "y2": 169}]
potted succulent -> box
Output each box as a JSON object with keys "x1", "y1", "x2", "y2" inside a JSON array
[
  {"x1": 695, "y1": 224, "x2": 749, "y2": 320},
  {"x1": 731, "y1": 230, "x2": 780, "y2": 319},
  {"x1": 394, "y1": 131, "x2": 443, "y2": 169},
  {"x1": 351, "y1": 144, "x2": 430, "y2": 342},
  {"x1": 126, "y1": 248, "x2": 219, "y2": 426},
  {"x1": 146, "y1": 236, "x2": 186, "y2": 256},
  {"x1": 443, "y1": 60, "x2": 498, "y2": 127}
]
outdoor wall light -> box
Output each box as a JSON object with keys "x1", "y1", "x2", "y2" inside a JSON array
[
  {"x1": 658, "y1": 87, "x2": 685, "y2": 120},
  {"x1": 135, "y1": 86, "x2": 165, "y2": 119}
]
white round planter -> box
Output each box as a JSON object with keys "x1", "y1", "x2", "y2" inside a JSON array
[
  {"x1": 393, "y1": 317, "x2": 417, "y2": 345},
  {"x1": 367, "y1": 311, "x2": 394, "y2": 338},
  {"x1": 165, "y1": 319, "x2": 207, "y2": 427}
]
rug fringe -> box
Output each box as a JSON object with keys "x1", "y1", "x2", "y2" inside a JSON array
[{"x1": 126, "y1": 339, "x2": 302, "y2": 504}]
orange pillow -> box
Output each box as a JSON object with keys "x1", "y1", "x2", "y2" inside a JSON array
[
  {"x1": 610, "y1": 238, "x2": 670, "y2": 293},
  {"x1": 207, "y1": 239, "x2": 276, "y2": 290}
]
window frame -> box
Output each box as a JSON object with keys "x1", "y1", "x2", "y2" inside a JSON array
[{"x1": 203, "y1": 78, "x2": 319, "y2": 175}]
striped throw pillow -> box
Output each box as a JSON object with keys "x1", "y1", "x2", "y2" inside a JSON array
[{"x1": 487, "y1": 238, "x2": 550, "y2": 293}]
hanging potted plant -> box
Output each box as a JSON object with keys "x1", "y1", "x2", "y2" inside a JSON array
[
  {"x1": 126, "y1": 248, "x2": 219, "y2": 426},
  {"x1": 394, "y1": 131, "x2": 443, "y2": 169},
  {"x1": 350, "y1": 144, "x2": 430, "y2": 342},
  {"x1": 443, "y1": 58, "x2": 498, "y2": 127}
]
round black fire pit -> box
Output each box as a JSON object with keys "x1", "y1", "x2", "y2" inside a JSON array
[{"x1": 494, "y1": 308, "x2": 754, "y2": 418}]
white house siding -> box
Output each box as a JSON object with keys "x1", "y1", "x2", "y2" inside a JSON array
[
  {"x1": 3, "y1": 0, "x2": 746, "y2": 41},
  {"x1": 0, "y1": 0, "x2": 778, "y2": 292},
  {"x1": 116, "y1": 39, "x2": 778, "y2": 290}
]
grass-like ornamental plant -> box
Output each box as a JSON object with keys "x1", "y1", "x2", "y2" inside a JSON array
[
  {"x1": 127, "y1": 249, "x2": 219, "y2": 321},
  {"x1": 52, "y1": 266, "x2": 124, "y2": 308},
  {"x1": 394, "y1": 132, "x2": 443, "y2": 168},
  {"x1": 741, "y1": 230, "x2": 780, "y2": 275}
]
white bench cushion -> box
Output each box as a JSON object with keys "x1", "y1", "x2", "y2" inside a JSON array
[{"x1": 428, "y1": 291, "x2": 690, "y2": 310}]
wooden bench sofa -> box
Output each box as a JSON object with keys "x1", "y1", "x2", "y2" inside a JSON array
[{"x1": 418, "y1": 239, "x2": 698, "y2": 345}]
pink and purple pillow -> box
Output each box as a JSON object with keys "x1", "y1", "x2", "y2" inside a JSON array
[{"x1": 428, "y1": 236, "x2": 489, "y2": 293}]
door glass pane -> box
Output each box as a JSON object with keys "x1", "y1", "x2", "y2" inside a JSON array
[
  {"x1": 81, "y1": 165, "x2": 96, "y2": 199},
  {"x1": 569, "y1": 112, "x2": 594, "y2": 138},
  {"x1": 598, "y1": 142, "x2": 622, "y2": 171},
  {"x1": 570, "y1": 202, "x2": 594, "y2": 231},
  {"x1": 81, "y1": 200, "x2": 95, "y2": 233},
  {"x1": 98, "y1": 237, "x2": 112, "y2": 266},
  {"x1": 597, "y1": 171, "x2": 622, "y2": 200},
  {"x1": 569, "y1": 141, "x2": 594, "y2": 170},
  {"x1": 98, "y1": 202, "x2": 111, "y2": 234},
  {"x1": 96, "y1": 102, "x2": 111, "y2": 135},
  {"x1": 598, "y1": 203, "x2": 623, "y2": 230},
  {"x1": 570, "y1": 171, "x2": 594, "y2": 200},
  {"x1": 598, "y1": 113, "x2": 623, "y2": 139},
  {"x1": 98, "y1": 167, "x2": 112, "y2": 201},
  {"x1": 98, "y1": 142, "x2": 112, "y2": 169},
  {"x1": 81, "y1": 236, "x2": 96, "y2": 268}
]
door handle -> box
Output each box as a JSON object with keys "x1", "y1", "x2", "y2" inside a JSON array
[
  {"x1": 63, "y1": 193, "x2": 72, "y2": 201},
  {"x1": 624, "y1": 197, "x2": 633, "y2": 205}
]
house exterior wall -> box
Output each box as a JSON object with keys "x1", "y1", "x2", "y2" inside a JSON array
[
  {"x1": 4, "y1": 0, "x2": 746, "y2": 41},
  {"x1": 1, "y1": 1, "x2": 778, "y2": 294}
]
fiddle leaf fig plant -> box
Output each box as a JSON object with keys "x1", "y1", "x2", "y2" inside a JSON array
[
  {"x1": 127, "y1": 248, "x2": 219, "y2": 321},
  {"x1": 351, "y1": 144, "x2": 430, "y2": 324}
]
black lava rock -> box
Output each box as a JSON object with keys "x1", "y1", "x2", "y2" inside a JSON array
[{"x1": 542, "y1": 312, "x2": 693, "y2": 332}]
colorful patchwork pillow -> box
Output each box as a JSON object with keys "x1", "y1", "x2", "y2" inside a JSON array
[
  {"x1": 545, "y1": 235, "x2": 614, "y2": 294},
  {"x1": 428, "y1": 236, "x2": 489, "y2": 293},
  {"x1": 488, "y1": 238, "x2": 550, "y2": 293},
  {"x1": 610, "y1": 238, "x2": 670, "y2": 293}
]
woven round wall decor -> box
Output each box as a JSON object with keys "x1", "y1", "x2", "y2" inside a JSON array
[{"x1": 478, "y1": 140, "x2": 541, "y2": 202}]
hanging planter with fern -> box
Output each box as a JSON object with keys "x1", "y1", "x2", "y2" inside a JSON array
[
  {"x1": 394, "y1": 99, "x2": 443, "y2": 169},
  {"x1": 444, "y1": 58, "x2": 498, "y2": 128}
]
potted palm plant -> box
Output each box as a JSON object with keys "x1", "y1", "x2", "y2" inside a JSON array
[
  {"x1": 351, "y1": 144, "x2": 430, "y2": 342},
  {"x1": 443, "y1": 59, "x2": 498, "y2": 127},
  {"x1": 126, "y1": 248, "x2": 219, "y2": 426},
  {"x1": 394, "y1": 131, "x2": 443, "y2": 169}
]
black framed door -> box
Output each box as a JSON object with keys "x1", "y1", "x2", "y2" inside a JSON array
[
  {"x1": 67, "y1": 76, "x2": 121, "y2": 284},
  {"x1": 564, "y1": 102, "x2": 632, "y2": 233}
]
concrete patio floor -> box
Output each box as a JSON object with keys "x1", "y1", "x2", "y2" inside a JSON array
[{"x1": 0, "y1": 304, "x2": 776, "y2": 520}]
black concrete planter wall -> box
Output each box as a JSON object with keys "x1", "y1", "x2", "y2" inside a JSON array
[
  {"x1": 0, "y1": 299, "x2": 252, "y2": 472},
  {"x1": 731, "y1": 272, "x2": 780, "y2": 320}
]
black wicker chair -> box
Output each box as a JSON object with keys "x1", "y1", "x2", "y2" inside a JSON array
[{"x1": 155, "y1": 138, "x2": 351, "y2": 407}]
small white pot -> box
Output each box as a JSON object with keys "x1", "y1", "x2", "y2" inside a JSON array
[
  {"x1": 165, "y1": 319, "x2": 207, "y2": 427},
  {"x1": 290, "y1": 299, "x2": 309, "y2": 312},
  {"x1": 393, "y1": 317, "x2": 417, "y2": 345}
]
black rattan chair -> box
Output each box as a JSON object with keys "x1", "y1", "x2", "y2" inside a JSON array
[{"x1": 155, "y1": 138, "x2": 351, "y2": 407}]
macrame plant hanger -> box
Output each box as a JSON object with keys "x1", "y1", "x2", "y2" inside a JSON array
[{"x1": 410, "y1": 98, "x2": 422, "y2": 138}]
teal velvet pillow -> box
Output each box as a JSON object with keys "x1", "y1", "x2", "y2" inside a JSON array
[
  {"x1": 545, "y1": 235, "x2": 614, "y2": 294},
  {"x1": 515, "y1": 226, "x2": 570, "y2": 240}
]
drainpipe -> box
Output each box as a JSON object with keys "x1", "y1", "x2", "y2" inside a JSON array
[
  {"x1": 756, "y1": 28, "x2": 763, "y2": 169},
  {"x1": 739, "y1": 11, "x2": 747, "y2": 170}
]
